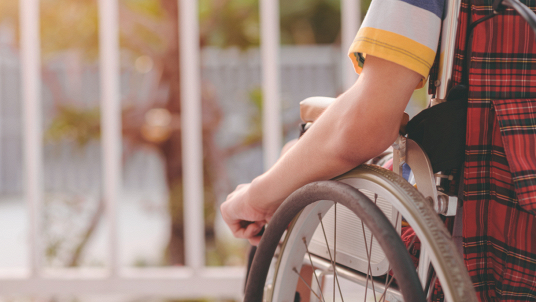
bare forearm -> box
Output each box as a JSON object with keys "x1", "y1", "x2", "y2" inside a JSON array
[{"x1": 249, "y1": 56, "x2": 421, "y2": 212}]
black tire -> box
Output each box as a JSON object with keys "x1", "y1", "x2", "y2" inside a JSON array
[{"x1": 244, "y1": 180, "x2": 426, "y2": 302}]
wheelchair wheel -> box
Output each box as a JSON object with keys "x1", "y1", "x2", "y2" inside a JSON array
[{"x1": 244, "y1": 164, "x2": 477, "y2": 302}]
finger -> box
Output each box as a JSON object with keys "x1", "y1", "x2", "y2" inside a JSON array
[
  {"x1": 244, "y1": 222, "x2": 264, "y2": 238},
  {"x1": 239, "y1": 220, "x2": 254, "y2": 229},
  {"x1": 248, "y1": 235, "x2": 262, "y2": 246},
  {"x1": 230, "y1": 221, "x2": 256, "y2": 239},
  {"x1": 229, "y1": 221, "x2": 248, "y2": 238}
]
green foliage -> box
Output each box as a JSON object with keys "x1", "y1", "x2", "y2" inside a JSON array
[
  {"x1": 248, "y1": 86, "x2": 263, "y2": 111},
  {"x1": 243, "y1": 87, "x2": 263, "y2": 144},
  {"x1": 206, "y1": 238, "x2": 247, "y2": 266},
  {"x1": 45, "y1": 106, "x2": 101, "y2": 147},
  {"x1": 280, "y1": 0, "x2": 341, "y2": 45},
  {"x1": 122, "y1": 0, "x2": 165, "y2": 18},
  {"x1": 1, "y1": 0, "x2": 375, "y2": 51},
  {"x1": 200, "y1": 0, "x2": 343, "y2": 47},
  {"x1": 40, "y1": 0, "x2": 100, "y2": 60},
  {"x1": 0, "y1": 0, "x2": 168, "y2": 60},
  {"x1": 361, "y1": 0, "x2": 373, "y2": 16},
  {"x1": 199, "y1": 0, "x2": 260, "y2": 49},
  {"x1": 2, "y1": 0, "x2": 378, "y2": 271},
  {"x1": 199, "y1": 0, "x2": 343, "y2": 47},
  {"x1": 199, "y1": 0, "x2": 373, "y2": 48},
  {"x1": 167, "y1": 179, "x2": 184, "y2": 225}
]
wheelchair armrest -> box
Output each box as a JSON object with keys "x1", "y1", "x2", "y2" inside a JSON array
[{"x1": 299, "y1": 96, "x2": 336, "y2": 123}]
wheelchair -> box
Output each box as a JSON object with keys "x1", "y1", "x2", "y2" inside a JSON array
[
  {"x1": 243, "y1": 97, "x2": 477, "y2": 302},
  {"x1": 239, "y1": 0, "x2": 536, "y2": 300}
]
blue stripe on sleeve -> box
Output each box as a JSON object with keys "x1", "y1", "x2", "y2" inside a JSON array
[{"x1": 398, "y1": 0, "x2": 444, "y2": 18}]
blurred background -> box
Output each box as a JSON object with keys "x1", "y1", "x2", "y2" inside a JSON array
[{"x1": 0, "y1": 0, "x2": 427, "y2": 301}]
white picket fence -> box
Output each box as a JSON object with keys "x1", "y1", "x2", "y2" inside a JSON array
[{"x1": 0, "y1": 0, "x2": 361, "y2": 299}]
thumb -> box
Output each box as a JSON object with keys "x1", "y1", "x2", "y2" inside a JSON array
[{"x1": 244, "y1": 221, "x2": 265, "y2": 238}]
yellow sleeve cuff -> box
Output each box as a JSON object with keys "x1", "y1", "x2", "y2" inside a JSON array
[{"x1": 348, "y1": 27, "x2": 436, "y2": 89}]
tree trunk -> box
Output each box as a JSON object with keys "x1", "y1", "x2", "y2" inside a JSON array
[
  {"x1": 159, "y1": 0, "x2": 185, "y2": 266},
  {"x1": 157, "y1": 0, "x2": 224, "y2": 266}
]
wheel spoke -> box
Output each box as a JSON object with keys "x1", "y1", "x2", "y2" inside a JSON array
[
  {"x1": 318, "y1": 212, "x2": 345, "y2": 301},
  {"x1": 426, "y1": 273, "x2": 438, "y2": 302},
  {"x1": 361, "y1": 219, "x2": 377, "y2": 301},
  {"x1": 379, "y1": 214, "x2": 418, "y2": 302},
  {"x1": 424, "y1": 266, "x2": 437, "y2": 301},
  {"x1": 303, "y1": 238, "x2": 326, "y2": 302},
  {"x1": 380, "y1": 226, "x2": 417, "y2": 301},
  {"x1": 362, "y1": 194, "x2": 379, "y2": 301},
  {"x1": 379, "y1": 211, "x2": 400, "y2": 302},
  {"x1": 293, "y1": 267, "x2": 323, "y2": 301},
  {"x1": 333, "y1": 203, "x2": 336, "y2": 302}
]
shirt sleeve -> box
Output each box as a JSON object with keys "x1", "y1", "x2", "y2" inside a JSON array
[{"x1": 349, "y1": 0, "x2": 444, "y2": 89}]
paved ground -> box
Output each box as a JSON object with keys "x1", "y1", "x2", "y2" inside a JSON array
[{"x1": 0, "y1": 193, "x2": 169, "y2": 269}]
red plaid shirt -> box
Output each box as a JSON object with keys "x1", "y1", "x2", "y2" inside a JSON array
[{"x1": 445, "y1": 0, "x2": 536, "y2": 300}]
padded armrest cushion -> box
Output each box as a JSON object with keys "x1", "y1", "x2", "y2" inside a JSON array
[{"x1": 299, "y1": 96, "x2": 336, "y2": 123}]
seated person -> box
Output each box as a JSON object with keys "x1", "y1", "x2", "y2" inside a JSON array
[
  {"x1": 221, "y1": 0, "x2": 536, "y2": 300},
  {"x1": 220, "y1": 0, "x2": 435, "y2": 245},
  {"x1": 220, "y1": 55, "x2": 421, "y2": 245}
]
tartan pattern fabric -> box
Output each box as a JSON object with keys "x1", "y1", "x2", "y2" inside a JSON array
[
  {"x1": 452, "y1": 0, "x2": 536, "y2": 300},
  {"x1": 492, "y1": 99, "x2": 536, "y2": 209}
]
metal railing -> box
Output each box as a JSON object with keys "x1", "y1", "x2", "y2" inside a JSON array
[{"x1": 1, "y1": 0, "x2": 361, "y2": 299}]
